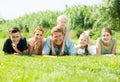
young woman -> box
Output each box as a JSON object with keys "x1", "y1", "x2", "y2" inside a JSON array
[
  {"x1": 3, "y1": 27, "x2": 28, "y2": 55},
  {"x1": 76, "y1": 31, "x2": 96, "y2": 55},
  {"x1": 96, "y1": 27, "x2": 116, "y2": 55},
  {"x1": 28, "y1": 27, "x2": 45, "y2": 56}
]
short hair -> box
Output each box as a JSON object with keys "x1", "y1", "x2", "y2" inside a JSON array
[
  {"x1": 9, "y1": 27, "x2": 20, "y2": 34},
  {"x1": 33, "y1": 26, "x2": 44, "y2": 34},
  {"x1": 51, "y1": 26, "x2": 63, "y2": 35},
  {"x1": 57, "y1": 15, "x2": 68, "y2": 22},
  {"x1": 102, "y1": 27, "x2": 112, "y2": 36}
]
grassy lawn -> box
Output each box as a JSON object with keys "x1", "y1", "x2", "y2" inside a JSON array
[{"x1": 0, "y1": 38, "x2": 120, "y2": 82}]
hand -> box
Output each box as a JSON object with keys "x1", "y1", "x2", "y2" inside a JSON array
[
  {"x1": 12, "y1": 43, "x2": 17, "y2": 49},
  {"x1": 59, "y1": 49, "x2": 64, "y2": 56},
  {"x1": 14, "y1": 53, "x2": 20, "y2": 55},
  {"x1": 34, "y1": 40, "x2": 41, "y2": 49}
]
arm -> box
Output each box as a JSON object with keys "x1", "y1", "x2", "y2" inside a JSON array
[
  {"x1": 12, "y1": 43, "x2": 22, "y2": 55},
  {"x1": 67, "y1": 38, "x2": 76, "y2": 55},
  {"x1": 51, "y1": 39, "x2": 56, "y2": 56},
  {"x1": 96, "y1": 38, "x2": 101, "y2": 55},
  {"x1": 42, "y1": 38, "x2": 51, "y2": 56},
  {"x1": 59, "y1": 30, "x2": 69, "y2": 56},
  {"x1": 4, "y1": 52, "x2": 9, "y2": 55},
  {"x1": 112, "y1": 41, "x2": 116, "y2": 55}
]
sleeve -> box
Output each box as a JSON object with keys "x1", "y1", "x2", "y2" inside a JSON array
[
  {"x1": 42, "y1": 38, "x2": 51, "y2": 55},
  {"x1": 66, "y1": 38, "x2": 76, "y2": 55},
  {"x1": 21, "y1": 37, "x2": 28, "y2": 51},
  {"x1": 2, "y1": 38, "x2": 11, "y2": 53},
  {"x1": 88, "y1": 45, "x2": 96, "y2": 55}
]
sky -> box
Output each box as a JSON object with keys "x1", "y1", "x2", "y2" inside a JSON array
[{"x1": 0, "y1": 0, "x2": 102, "y2": 20}]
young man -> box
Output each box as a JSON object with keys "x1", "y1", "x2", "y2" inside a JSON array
[
  {"x1": 3, "y1": 27, "x2": 28, "y2": 55},
  {"x1": 42, "y1": 27, "x2": 76, "y2": 56}
]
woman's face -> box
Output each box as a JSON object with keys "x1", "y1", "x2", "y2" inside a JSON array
[
  {"x1": 79, "y1": 35, "x2": 88, "y2": 47},
  {"x1": 102, "y1": 31, "x2": 112, "y2": 43},
  {"x1": 34, "y1": 30, "x2": 43, "y2": 41}
]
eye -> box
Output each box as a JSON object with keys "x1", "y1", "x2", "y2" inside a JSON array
[
  {"x1": 40, "y1": 34, "x2": 43, "y2": 36},
  {"x1": 12, "y1": 36, "x2": 15, "y2": 38},
  {"x1": 16, "y1": 36, "x2": 19, "y2": 38},
  {"x1": 84, "y1": 40, "x2": 86, "y2": 42},
  {"x1": 107, "y1": 34, "x2": 109, "y2": 36},
  {"x1": 102, "y1": 35, "x2": 105, "y2": 37},
  {"x1": 36, "y1": 34, "x2": 39, "y2": 36}
]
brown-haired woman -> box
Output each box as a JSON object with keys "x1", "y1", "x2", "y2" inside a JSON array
[
  {"x1": 28, "y1": 26, "x2": 45, "y2": 56},
  {"x1": 96, "y1": 27, "x2": 116, "y2": 55}
]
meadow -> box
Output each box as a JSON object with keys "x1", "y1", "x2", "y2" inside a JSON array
[{"x1": 0, "y1": 37, "x2": 120, "y2": 82}]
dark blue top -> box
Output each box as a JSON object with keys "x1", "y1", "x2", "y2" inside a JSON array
[{"x1": 2, "y1": 37, "x2": 28, "y2": 54}]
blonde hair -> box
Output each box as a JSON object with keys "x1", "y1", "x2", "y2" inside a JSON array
[
  {"x1": 57, "y1": 15, "x2": 68, "y2": 23},
  {"x1": 51, "y1": 26, "x2": 63, "y2": 35},
  {"x1": 79, "y1": 33, "x2": 89, "y2": 42}
]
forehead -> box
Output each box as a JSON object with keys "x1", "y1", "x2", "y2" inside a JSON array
[
  {"x1": 59, "y1": 18, "x2": 67, "y2": 21},
  {"x1": 10, "y1": 32, "x2": 21, "y2": 36},
  {"x1": 35, "y1": 30, "x2": 43, "y2": 34},
  {"x1": 79, "y1": 35, "x2": 87, "y2": 40},
  {"x1": 52, "y1": 32, "x2": 63, "y2": 36},
  {"x1": 102, "y1": 31, "x2": 110, "y2": 35}
]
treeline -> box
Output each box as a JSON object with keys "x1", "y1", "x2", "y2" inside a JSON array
[{"x1": 0, "y1": 0, "x2": 120, "y2": 38}]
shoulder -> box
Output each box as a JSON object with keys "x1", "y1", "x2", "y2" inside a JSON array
[
  {"x1": 19, "y1": 37, "x2": 27, "y2": 43},
  {"x1": 111, "y1": 38, "x2": 116, "y2": 43},
  {"x1": 4, "y1": 38, "x2": 11, "y2": 43},
  {"x1": 111, "y1": 38, "x2": 116, "y2": 41},
  {"x1": 44, "y1": 37, "x2": 52, "y2": 45},
  {"x1": 28, "y1": 37, "x2": 34, "y2": 43},
  {"x1": 96, "y1": 38, "x2": 101, "y2": 43},
  {"x1": 27, "y1": 37, "x2": 34, "y2": 45},
  {"x1": 21, "y1": 37, "x2": 27, "y2": 41}
]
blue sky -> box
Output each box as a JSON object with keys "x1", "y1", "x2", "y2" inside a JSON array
[{"x1": 0, "y1": 0, "x2": 102, "y2": 20}]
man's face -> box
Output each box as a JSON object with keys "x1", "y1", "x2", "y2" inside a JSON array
[
  {"x1": 52, "y1": 32, "x2": 64, "y2": 46},
  {"x1": 10, "y1": 32, "x2": 21, "y2": 44},
  {"x1": 34, "y1": 30, "x2": 43, "y2": 41},
  {"x1": 102, "y1": 31, "x2": 112, "y2": 43}
]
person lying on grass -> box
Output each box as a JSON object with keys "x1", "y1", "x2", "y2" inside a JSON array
[
  {"x1": 96, "y1": 27, "x2": 116, "y2": 56},
  {"x1": 51, "y1": 15, "x2": 69, "y2": 56},
  {"x1": 28, "y1": 27, "x2": 45, "y2": 56},
  {"x1": 75, "y1": 31, "x2": 96, "y2": 55},
  {"x1": 2, "y1": 27, "x2": 28, "y2": 55},
  {"x1": 42, "y1": 27, "x2": 76, "y2": 56}
]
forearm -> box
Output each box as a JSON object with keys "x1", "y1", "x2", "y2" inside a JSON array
[{"x1": 13, "y1": 48, "x2": 22, "y2": 54}]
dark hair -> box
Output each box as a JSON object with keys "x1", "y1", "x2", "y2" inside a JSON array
[{"x1": 9, "y1": 27, "x2": 20, "y2": 34}]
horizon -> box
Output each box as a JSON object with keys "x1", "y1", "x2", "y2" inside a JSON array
[{"x1": 0, "y1": 0, "x2": 102, "y2": 20}]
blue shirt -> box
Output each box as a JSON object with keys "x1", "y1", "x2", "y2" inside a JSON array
[{"x1": 43, "y1": 37, "x2": 76, "y2": 55}]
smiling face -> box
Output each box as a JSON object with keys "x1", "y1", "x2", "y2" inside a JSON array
[
  {"x1": 34, "y1": 30, "x2": 43, "y2": 41},
  {"x1": 102, "y1": 31, "x2": 112, "y2": 43},
  {"x1": 57, "y1": 18, "x2": 67, "y2": 29},
  {"x1": 78, "y1": 35, "x2": 88, "y2": 47},
  {"x1": 10, "y1": 32, "x2": 21, "y2": 45},
  {"x1": 52, "y1": 32, "x2": 64, "y2": 46}
]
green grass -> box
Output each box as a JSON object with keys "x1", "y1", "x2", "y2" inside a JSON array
[{"x1": 0, "y1": 38, "x2": 120, "y2": 82}]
